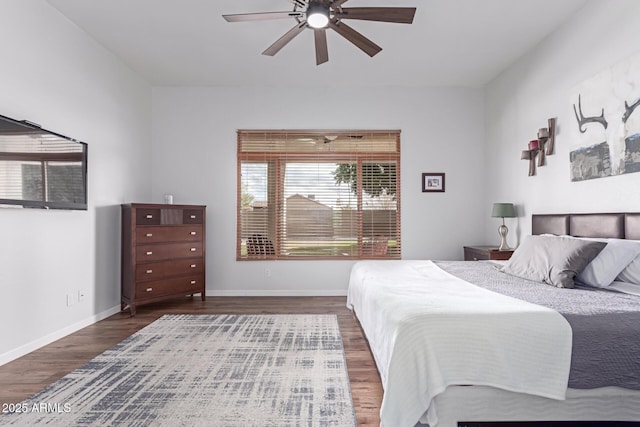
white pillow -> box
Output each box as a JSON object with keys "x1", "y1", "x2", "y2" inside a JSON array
[
  {"x1": 616, "y1": 254, "x2": 640, "y2": 285},
  {"x1": 575, "y1": 238, "x2": 640, "y2": 288}
]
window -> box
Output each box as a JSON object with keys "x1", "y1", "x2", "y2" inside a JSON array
[{"x1": 237, "y1": 130, "x2": 401, "y2": 260}]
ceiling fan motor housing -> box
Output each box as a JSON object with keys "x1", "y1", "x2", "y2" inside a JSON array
[{"x1": 306, "y1": 1, "x2": 330, "y2": 29}]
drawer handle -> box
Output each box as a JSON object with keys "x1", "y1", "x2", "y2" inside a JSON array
[
  {"x1": 190, "y1": 215, "x2": 196, "y2": 219},
  {"x1": 190, "y1": 231, "x2": 197, "y2": 235},
  {"x1": 190, "y1": 264, "x2": 196, "y2": 268},
  {"x1": 146, "y1": 214, "x2": 153, "y2": 219},
  {"x1": 146, "y1": 269, "x2": 153, "y2": 274},
  {"x1": 190, "y1": 248, "x2": 197, "y2": 252},
  {"x1": 146, "y1": 287, "x2": 153, "y2": 292},
  {"x1": 146, "y1": 233, "x2": 153, "y2": 237},
  {"x1": 146, "y1": 251, "x2": 153, "y2": 256},
  {"x1": 190, "y1": 280, "x2": 196, "y2": 285}
]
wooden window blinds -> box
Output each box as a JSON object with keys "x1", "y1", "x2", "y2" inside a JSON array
[{"x1": 237, "y1": 130, "x2": 401, "y2": 260}]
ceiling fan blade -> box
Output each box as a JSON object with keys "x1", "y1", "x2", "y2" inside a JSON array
[
  {"x1": 223, "y1": 11, "x2": 303, "y2": 22},
  {"x1": 329, "y1": 20, "x2": 382, "y2": 57},
  {"x1": 331, "y1": 0, "x2": 350, "y2": 8},
  {"x1": 262, "y1": 22, "x2": 307, "y2": 56},
  {"x1": 314, "y1": 29, "x2": 329, "y2": 65},
  {"x1": 335, "y1": 7, "x2": 416, "y2": 24}
]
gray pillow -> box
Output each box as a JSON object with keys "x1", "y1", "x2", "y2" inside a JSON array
[{"x1": 501, "y1": 235, "x2": 607, "y2": 288}]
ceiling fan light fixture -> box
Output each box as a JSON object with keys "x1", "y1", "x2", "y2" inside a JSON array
[
  {"x1": 306, "y1": 2, "x2": 329, "y2": 29},
  {"x1": 223, "y1": 3, "x2": 418, "y2": 64}
]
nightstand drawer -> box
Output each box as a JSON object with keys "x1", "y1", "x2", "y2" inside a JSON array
[
  {"x1": 464, "y1": 246, "x2": 514, "y2": 261},
  {"x1": 464, "y1": 247, "x2": 489, "y2": 261},
  {"x1": 488, "y1": 249, "x2": 514, "y2": 261}
]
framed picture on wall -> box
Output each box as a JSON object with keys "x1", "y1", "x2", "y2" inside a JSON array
[{"x1": 422, "y1": 173, "x2": 445, "y2": 192}]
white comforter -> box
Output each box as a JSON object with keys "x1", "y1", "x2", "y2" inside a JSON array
[{"x1": 346, "y1": 260, "x2": 573, "y2": 427}]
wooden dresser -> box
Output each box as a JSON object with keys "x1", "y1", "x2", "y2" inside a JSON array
[{"x1": 121, "y1": 203, "x2": 206, "y2": 315}]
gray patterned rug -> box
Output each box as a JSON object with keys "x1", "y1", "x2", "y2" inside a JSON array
[{"x1": 1, "y1": 314, "x2": 356, "y2": 426}]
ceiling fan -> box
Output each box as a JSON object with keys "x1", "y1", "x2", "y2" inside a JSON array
[{"x1": 223, "y1": 0, "x2": 417, "y2": 65}]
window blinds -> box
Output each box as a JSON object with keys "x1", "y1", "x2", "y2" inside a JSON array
[{"x1": 237, "y1": 130, "x2": 401, "y2": 260}]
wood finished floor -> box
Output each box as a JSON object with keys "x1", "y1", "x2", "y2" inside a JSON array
[{"x1": 0, "y1": 297, "x2": 383, "y2": 426}]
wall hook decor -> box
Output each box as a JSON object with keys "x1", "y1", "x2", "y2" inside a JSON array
[
  {"x1": 521, "y1": 118, "x2": 556, "y2": 176},
  {"x1": 536, "y1": 118, "x2": 557, "y2": 166},
  {"x1": 522, "y1": 140, "x2": 539, "y2": 176}
]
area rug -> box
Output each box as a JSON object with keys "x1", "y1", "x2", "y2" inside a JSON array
[{"x1": 1, "y1": 314, "x2": 357, "y2": 426}]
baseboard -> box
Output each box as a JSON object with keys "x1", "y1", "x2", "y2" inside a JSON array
[
  {"x1": 208, "y1": 289, "x2": 348, "y2": 297},
  {"x1": 0, "y1": 305, "x2": 121, "y2": 366}
]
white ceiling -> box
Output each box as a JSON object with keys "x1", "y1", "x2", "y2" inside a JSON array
[{"x1": 47, "y1": 0, "x2": 588, "y2": 88}]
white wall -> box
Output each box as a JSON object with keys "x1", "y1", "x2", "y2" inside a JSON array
[
  {"x1": 0, "y1": 0, "x2": 151, "y2": 363},
  {"x1": 484, "y1": 0, "x2": 640, "y2": 245},
  {"x1": 152, "y1": 85, "x2": 485, "y2": 295}
]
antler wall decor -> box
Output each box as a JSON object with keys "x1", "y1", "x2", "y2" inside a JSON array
[
  {"x1": 623, "y1": 98, "x2": 640, "y2": 123},
  {"x1": 573, "y1": 95, "x2": 607, "y2": 133},
  {"x1": 568, "y1": 52, "x2": 640, "y2": 181},
  {"x1": 571, "y1": 93, "x2": 640, "y2": 177},
  {"x1": 521, "y1": 118, "x2": 556, "y2": 176}
]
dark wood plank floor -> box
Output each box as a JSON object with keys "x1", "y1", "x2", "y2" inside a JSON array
[{"x1": 0, "y1": 296, "x2": 383, "y2": 426}]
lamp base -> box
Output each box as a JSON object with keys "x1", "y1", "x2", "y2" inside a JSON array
[{"x1": 498, "y1": 224, "x2": 511, "y2": 251}]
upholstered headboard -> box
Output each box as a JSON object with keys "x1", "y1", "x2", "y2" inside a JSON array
[{"x1": 532, "y1": 213, "x2": 640, "y2": 240}]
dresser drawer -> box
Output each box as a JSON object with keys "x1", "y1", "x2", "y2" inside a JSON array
[
  {"x1": 136, "y1": 225, "x2": 203, "y2": 243},
  {"x1": 135, "y1": 274, "x2": 204, "y2": 299},
  {"x1": 136, "y1": 242, "x2": 203, "y2": 262},
  {"x1": 135, "y1": 263, "x2": 166, "y2": 282},
  {"x1": 166, "y1": 258, "x2": 204, "y2": 277},
  {"x1": 136, "y1": 208, "x2": 161, "y2": 225},
  {"x1": 135, "y1": 258, "x2": 204, "y2": 282},
  {"x1": 183, "y1": 209, "x2": 204, "y2": 224}
]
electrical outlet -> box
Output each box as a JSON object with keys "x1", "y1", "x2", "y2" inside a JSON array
[
  {"x1": 78, "y1": 290, "x2": 85, "y2": 303},
  {"x1": 264, "y1": 268, "x2": 271, "y2": 278}
]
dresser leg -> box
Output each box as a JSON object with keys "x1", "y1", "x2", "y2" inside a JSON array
[
  {"x1": 201, "y1": 291, "x2": 206, "y2": 301},
  {"x1": 129, "y1": 305, "x2": 136, "y2": 317}
]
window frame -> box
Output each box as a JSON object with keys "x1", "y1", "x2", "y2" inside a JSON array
[{"x1": 237, "y1": 130, "x2": 401, "y2": 261}]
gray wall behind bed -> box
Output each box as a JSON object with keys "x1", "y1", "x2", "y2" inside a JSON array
[{"x1": 483, "y1": 0, "x2": 640, "y2": 246}]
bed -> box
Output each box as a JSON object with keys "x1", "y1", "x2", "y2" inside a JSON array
[{"x1": 347, "y1": 213, "x2": 640, "y2": 427}]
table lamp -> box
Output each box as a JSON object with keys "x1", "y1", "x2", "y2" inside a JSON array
[{"x1": 491, "y1": 203, "x2": 516, "y2": 251}]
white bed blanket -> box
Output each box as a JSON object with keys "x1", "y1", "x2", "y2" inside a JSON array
[{"x1": 346, "y1": 260, "x2": 573, "y2": 427}]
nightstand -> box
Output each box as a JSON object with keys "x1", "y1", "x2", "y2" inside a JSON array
[{"x1": 463, "y1": 245, "x2": 514, "y2": 261}]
